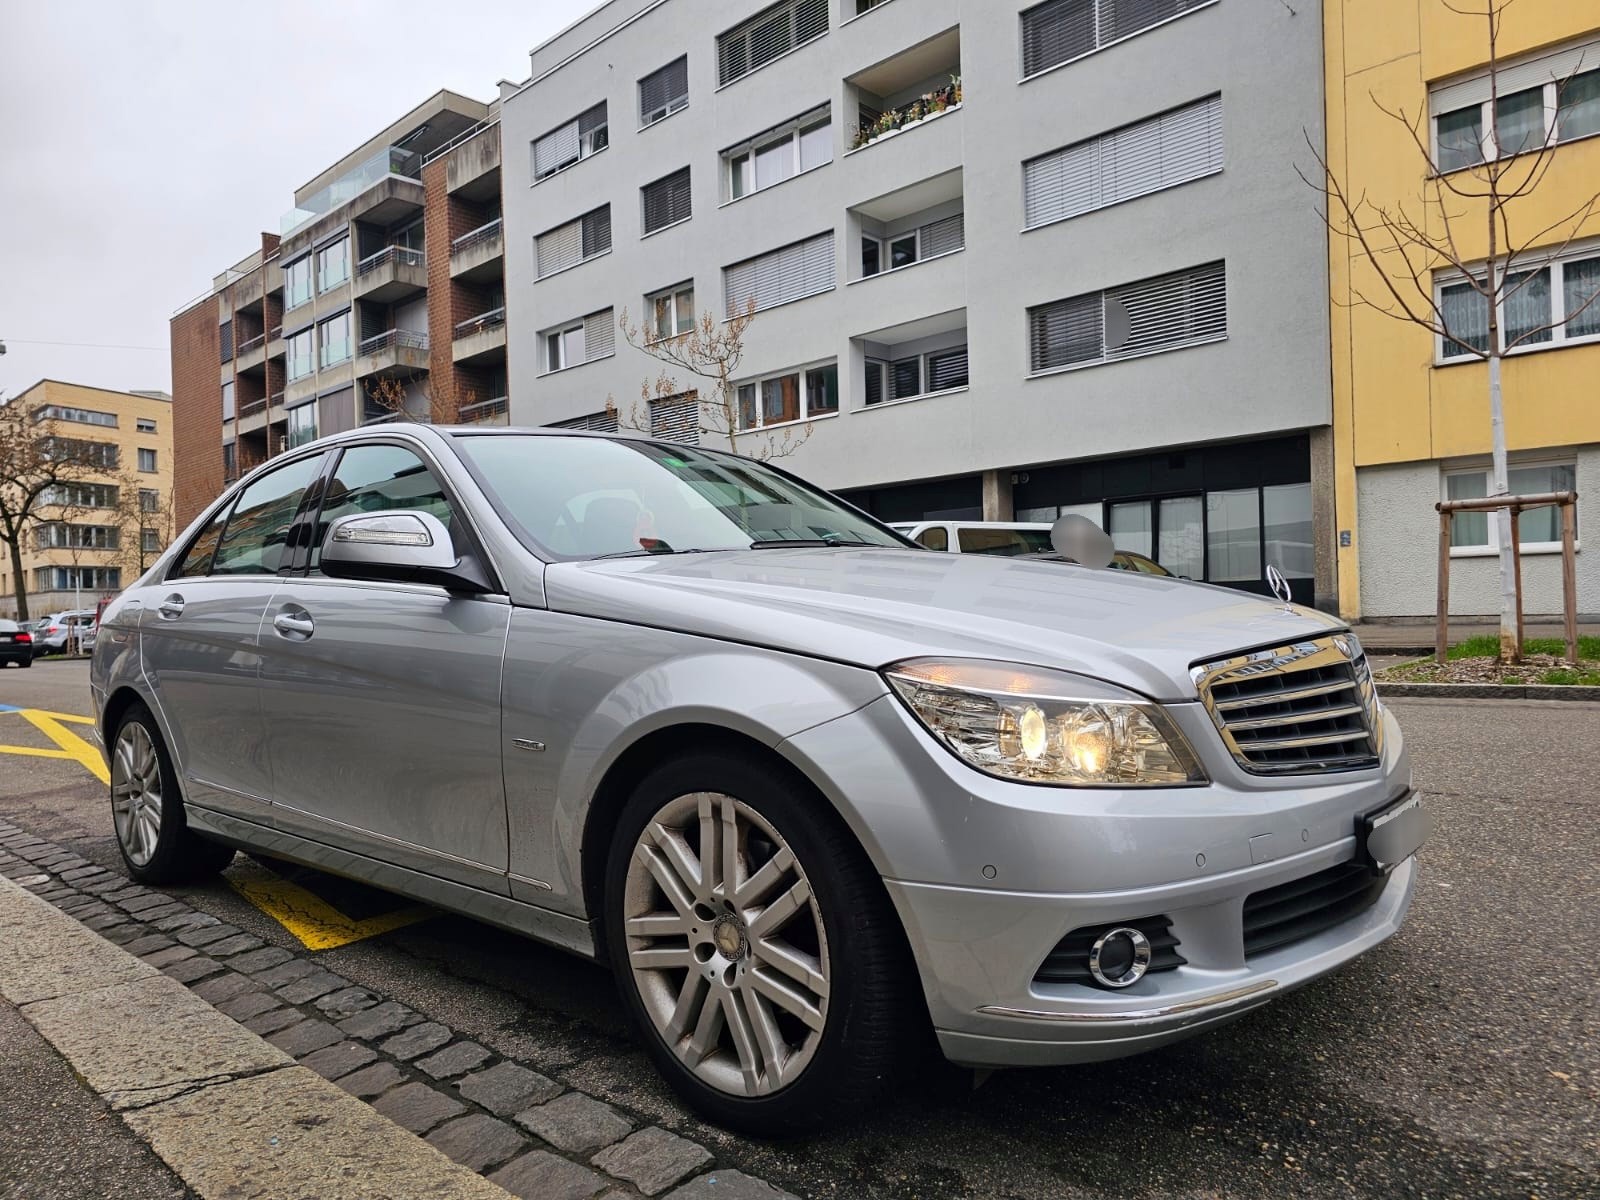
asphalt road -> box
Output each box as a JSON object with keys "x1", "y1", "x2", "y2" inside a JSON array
[{"x1": 3, "y1": 659, "x2": 1596, "y2": 1199}]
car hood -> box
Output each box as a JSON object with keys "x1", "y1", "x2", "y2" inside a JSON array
[{"x1": 543, "y1": 548, "x2": 1343, "y2": 701}]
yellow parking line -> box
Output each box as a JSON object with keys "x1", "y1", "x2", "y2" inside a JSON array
[
  {"x1": 21, "y1": 712, "x2": 109, "y2": 785},
  {"x1": 0, "y1": 744, "x2": 76, "y2": 761},
  {"x1": 226, "y1": 859, "x2": 433, "y2": 951},
  {"x1": 24, "y1": 709, "x2": 97, "y2": 725}
]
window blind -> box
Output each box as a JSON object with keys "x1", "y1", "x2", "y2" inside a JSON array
[
  {"x1": 1432, "y1": 34, "x2": 1600, "y2": 114},
  {"x1": 927, "y1": 346, "x2": 970, "y2": 391},
  {"x1": 533, "y1": 103, "x2": 606, "y2": 179},
  {"x1": 649, "y1": 394, "x2": 701, "y2": 444},
  {"x1": 723, "y1": 232, "x2": 834, "y2": 314},
  {"x1": 583, "y1": 309, "x2": 616, "y2": 361},
  {"x1": 553, "y1": 410, "x2": 619, "y2": 432},
  {"x1": 718, "y1": 0, "x2": 828, "y2": 87},
  {"x1": 640, "y1": 57, "x2": 689, "y2": 125},
  {"x1": 642, "y1": 168, "x2": 692, "y2": 234},
  {"x1": 536, "y1": 206, "x2": 610, "y2": 278},
  {"x1": 920, "y1": 213, "x2": 965, "y2": 258},
  {"x1": 1022, "y1": 0, "x2": 1209, "y2": 78},
  {"x1": 1029, "y1": 261, "x2": 1224, "y2": 372},
  {"x1": 1024, "y1": 94, "x2": 1221, "y2": 228}
]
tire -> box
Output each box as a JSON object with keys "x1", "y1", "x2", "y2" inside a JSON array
[
  {"x1": 110, "y1": 702, "x2": 234, "y2": 885},
  {"x1": 604, "y1": 748, "x2": 918, "y2": 1134},
  {"x1": 18, "y1": 659, "x2": 30, "y2": 669}
]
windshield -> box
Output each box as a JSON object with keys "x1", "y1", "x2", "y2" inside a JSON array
[{"x1": 455, "y1": 434, "x2": 909, "y2": 560}]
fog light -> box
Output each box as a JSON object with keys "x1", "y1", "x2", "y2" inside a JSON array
[{"x1": 1088, "y1": 926, "x2": 1152, "y2": 989}]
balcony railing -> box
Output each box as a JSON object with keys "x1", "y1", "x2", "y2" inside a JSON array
[
  {"x1": 852, "y1": 79, "x2": 962, "y2": 150},
  {"x1": 268, "y1": 390, "x2": 284, "y2": 407},
  {"x1": 268, "y1": 324, "x2": 283, "y2": 341},
  {"x1": 451, "y1": 218, "x2": 502, "y2": 254},
  {"x1": 238, "y1": 333, "x2": 266, "y2": 355},
  {"x1": 454, "y1": 307, "x2": 506, "y2": 337},
  {"x1": 358, "y1": 246, "x2": 425, "y2": 275},
  {"x1": 459, "y1": 396, "x2": 508, "y2": 423},
  {"x1": 359, "y1": 329, "x2": 430, "y2": 355},
  {"x1": 281, "y1": 145, "x2": 422, "y2": 235},
  {"x1": 239, "y1": 397, "x2": 268, "y2": 418}
]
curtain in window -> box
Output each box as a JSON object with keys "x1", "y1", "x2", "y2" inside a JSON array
[
  {"x1": 1564, "y1": 256, "x2": 1600, "y2": 337},
  {"x1": 1510, "y1": 464, "x2": 1576, "y2": 542},
  {"x1": 1502, "y1": 268, "x2": 1551, "y2": 347},
  {"x1": 1446, "y1": 472, "x2": 1490, "y2": 547},
  {"x1": 1559, "y1": 69, "x2": 1600, "y2": 141},
  {"x1": 1439, "y1": 282, "x2": 1489, "y2": 355},
  {"x1": 1494, "y1": 89, "x2": 1545, "y2": 156},
  {"x1": 1435, "y1": 107, "x2": 1484, "y2": 171}
]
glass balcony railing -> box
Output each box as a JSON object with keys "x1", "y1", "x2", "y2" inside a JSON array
[{"x1": 281, "y1": 146, "x2": 422, "y2": 235}]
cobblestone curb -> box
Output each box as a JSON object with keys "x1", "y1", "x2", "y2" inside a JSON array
[
  {"x1": 1377, "y1": 681, "x2": 1600, "y2": 701},
  {"x1": 0, "y1": 820, "x2": 799, "y2": 1200}
]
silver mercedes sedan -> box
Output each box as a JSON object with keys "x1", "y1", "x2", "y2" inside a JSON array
[{"x1": 90, "y1": 426, "x2": 1427, "y2": 1134}]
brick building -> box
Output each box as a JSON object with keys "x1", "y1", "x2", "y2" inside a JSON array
[{"x1": 169, "y1": 91, "x2": 507, "y2": 523}]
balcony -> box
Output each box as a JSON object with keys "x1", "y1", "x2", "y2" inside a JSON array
[
  {"x1": 458, "y1": 395, "x2": 508, "y2": 424},
  {"x1": 450, "y1": 218, "x2": 504, "y2": 283},
  {"x1": 282, "y1": 146, "x2": 422, "y2": 236},
  {"x1": 849, "y1": 168, "x2": 964, "y2": 283},
  {"x1": 235, "y1": 332, "x2": 268, "y2": 374},
  {"x1": 854, "y1": 307, "x2": 969, "y2": 411},
  {"x1": 354, "y1": 246, "x2": 427, "y2": 303},
  {"x1": 354, "y1": 328, "x2": 430, "y2": 380},
  {"x1": 846, "y1": 28, "x2": 962, "y2": 152},
  {"x1": 452, "y1": 307, "x2": 506, "y2": 365},
  {"x1": 267, "y1": 325, "x2": 285, "y2": 359}
]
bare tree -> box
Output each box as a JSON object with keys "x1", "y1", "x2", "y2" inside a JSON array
[
  {"x1": 109, "y1": 470, "x2": 177, "y2": 579},
  {"x1": 617, "y1": 302, "x2": 813, "y2": 460},
  {"x1": 0, "y1": 394, "x2": 101, "y2": 621},
  {"x1": 1305, "y1": 0, "x2": 1600, "y2": 661},
  {"x1": 365, "y1": 373, "x2": 485, "y2": 426}
]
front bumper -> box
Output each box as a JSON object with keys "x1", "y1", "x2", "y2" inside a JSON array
[{"x1": 778, "y1": 694, "x2": 1421, "y2": 1068}]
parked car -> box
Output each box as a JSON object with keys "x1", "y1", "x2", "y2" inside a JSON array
[
  {"x1": 32, "y1": 610, "x2": 97, "y2": 656},
  {"x1": 91, "y1": 427, "x2": 1426, "y2": 1134},
  {"x1": 0, "y1": 619, "x2": 34, "y2": 668},
  {"x1": 1031, "y1": 548, "x2": 1177, "y2": 576},
  {"x1": 896, "y1": 520, "x2": 1178, "y2": 576}
]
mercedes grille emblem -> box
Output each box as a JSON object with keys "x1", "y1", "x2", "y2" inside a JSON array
[{"x1": 1266, "y1": 564, "x2": 1295, "y2": 613}]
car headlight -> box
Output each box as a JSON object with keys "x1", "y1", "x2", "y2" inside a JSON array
[{"x1": 884, "y1": 658, "x2": 1206, "y2": 787}]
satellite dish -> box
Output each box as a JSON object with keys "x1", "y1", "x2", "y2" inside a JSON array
[{"x1": 1050, "y1": 513, "x2": 1114, "y2": 569}]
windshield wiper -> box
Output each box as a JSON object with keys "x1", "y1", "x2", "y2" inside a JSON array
[
  {"x1": 747, "y1": 537, "x2": 882, "y2": 549},
  {"x1": 588, "y1": 544, "x2": 732, "y2": 561}
]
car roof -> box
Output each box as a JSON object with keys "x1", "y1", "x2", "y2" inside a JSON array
[{"x1": 903, "y1": 520, "x2": 1054, "y2": 530}]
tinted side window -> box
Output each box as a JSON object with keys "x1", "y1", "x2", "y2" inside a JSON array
[
  {"x1": 171, "y1": 503, "x2": 233, "y2": 579},
  {"x1": 309, "y1": 445, "x2": 454, "y2": 573},
  {"x1": 211, "y1": 454, "x2": 326, "y2": 576},
  {"x1": 916, "y1": 526, "x2": 949, "y2": 551}
]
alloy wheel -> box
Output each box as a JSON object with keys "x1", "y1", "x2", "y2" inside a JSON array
[
  {"x1": 623, "y1": 791, "x2": 830, "y2": 1097},
  {"x1": 112, "y1": 722, "x2": 163, "y2": 867}
]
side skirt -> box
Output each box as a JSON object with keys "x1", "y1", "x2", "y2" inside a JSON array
[{"x1": 186, "y1": 805, "x2": 597, "y2": 960}]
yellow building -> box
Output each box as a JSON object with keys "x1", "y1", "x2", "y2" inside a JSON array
[
  {"x1": 1326, "y1": 0, "x2": 1600, "y2": 619},
  {"x1": 1, "y1": 380, "x2": 176, "y2": 621}
]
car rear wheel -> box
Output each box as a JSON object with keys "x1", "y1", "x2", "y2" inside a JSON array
[
  {"x1": 604, "y1": 750, "x2": 916, "y2": 1134},
  {"x1": 110, "y1": 703, "x2": 234, "y2": 884}
]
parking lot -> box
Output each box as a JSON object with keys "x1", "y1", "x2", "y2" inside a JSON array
[{"x1": 3, "y1": 659, "x2": 1596, "y2": 1199}]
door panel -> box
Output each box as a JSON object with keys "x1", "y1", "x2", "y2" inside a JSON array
[{"x1": 256, "y1": 577, "x2": 512, "y2": 892}]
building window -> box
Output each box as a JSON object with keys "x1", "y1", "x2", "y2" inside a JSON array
[
  {"x1": 551, "y1": 410, "x2": 620, "y2": 432},
  {"x1": 734, "y1": 363, "x2": 839, "y2": 430},
  {"x1": 142, "y1": 528, "x2": 162, "y2": 554},
  {"x1": 222, "y1": 442, "x2": 237, "y2": 480},
  {"x1": 35, "y1": 523, "x2": 121, "y2": 551},
  {"x1": 649, "y1": 393, "x2": 701, "y2": 445},
  {"x1": 34, "y1": 567, "x2": 121, "y2": 593},
  {"x1": 724, "y1": 107, "x2": 831, "y2": 200},
  {"x1": 319, "y1": 311, "x2": 353, "y2": 367},
  {"x1": 1021, "y1": 0, "x2": 1214, "y2": 79},
  {"x1": 647, "y1": 283, "x2": 696, "y2": 341},
  {"x1": 42, "y1": 438, "x2": 119, "y2": 470},
  {"x1": 220, "y1": 320, "x2": 234, "y2": 364},
  {"x1": 287, "y1": 328, "x2": 315, "y2": 380},
  {"x1": 535, "y1": 206, "x2": 611, "y2": 278},
  {"x1": 222, "y1": 380, "x2": 235, "y2": 422},
  {"x1": 32, "y1": 405, "x2": 117, "y2": 428},
  {"x1": 138, "y1": 448, "x2": 157, "y2": 473},
  {"x1": 861, "y1": 213, "x2": 963, "y2": 277},
  {"x1": 542, "y1": 309, "x2": 616, "y2": 374},
  {"x1": 864, "y1": 346, "x2": 968, "y2": 405},
  {"x1": 1437, "y1": 247, "x2": 1600, "y2": 359},
  {"x1": 284, "y1": 255, "x2": 313, "y2": 308},
  {"x1": 1024, "y1": 94, "x2": 1222, "y2": 229},
  {"x1": 642, "y1": 167, "x2": 692, "y2": 235},
  {"x1": 286, "y1": 403, "x2": 318, "y2": 449},
  {"x1": 137, "y1": 417, "x2": 157, "y2": 433},
  {"x1": 140, "y1": 488, "x2": 159, "y2": 512},
  {"x1": 40, "y1": 482, "x2": 118, "y2": 508},
  {"x1": 724, "y1": 232, "x2": 835, "y2": 315},
  {"x1": 1028, "y1": 260, "x2": 1226, "y2": 374},
  {"x1": 1431, "y1": 37, "x2": 1600, "y2": 172},
  {"x1": 640, "y1": 56, "x2": 689, "y2": 126},
  {"x1": 532, "y1": 102, "x2": 608, "y2": 181},
  {"x1": 717, "y1": 0, "x2": 828, "y2": 87},
  {"x1": 1445, "y1": 462, "x2": 1577, "y2": 552},
  {"x1": 317, "y1": 237, "x2": 350, "y2": 292}
]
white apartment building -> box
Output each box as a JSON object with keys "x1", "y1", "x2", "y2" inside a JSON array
[{"x1": 500, "y1": 0, "x2": 1338, "y2": 607}]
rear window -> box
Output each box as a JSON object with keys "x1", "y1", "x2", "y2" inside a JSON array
[{"x1": 0, "y1": 620, "x2": 18, "y2": 632}]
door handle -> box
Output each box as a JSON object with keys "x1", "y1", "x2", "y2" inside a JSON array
[
  {"x1": 157, "y1": 594, "x2": 185, "y2": 620},
  {"x1": 273, "y1": 612, "x2": 315, "y2": 639}
]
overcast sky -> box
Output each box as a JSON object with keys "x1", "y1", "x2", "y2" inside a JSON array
[{"x1": 0, "y1": 0, "x2": 594, "y2": 400}]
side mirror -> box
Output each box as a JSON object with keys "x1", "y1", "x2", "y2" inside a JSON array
[{"x1": 320, "y1": 511, "x2": 491, "y2": 594}]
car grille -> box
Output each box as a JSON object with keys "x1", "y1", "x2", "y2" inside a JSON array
[
  {"x1": 1242, "y1": 861, "x2": 1387, "y2": 958},
  {"x1": 1191, "y1": 635, "x2": 1382, "y2": 775},
  {"x1": 1034, "y1": 915, "x2": 1184, "y2": 987}
]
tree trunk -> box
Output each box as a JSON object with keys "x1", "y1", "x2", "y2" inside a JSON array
[
  {"x1": 1486, "y1": 350, "x2": 1519, "y2": 663},
  {"x1": 7, "y1": 536, "x2": 29, "y2": 623}
]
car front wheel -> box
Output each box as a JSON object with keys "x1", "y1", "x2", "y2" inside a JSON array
[
  {"x1": 110, "y1": 703, "x2": 235, "y2": 884},
  {"x1": 605, "y1": 750, "x2": 916, "y2": 1134}
]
